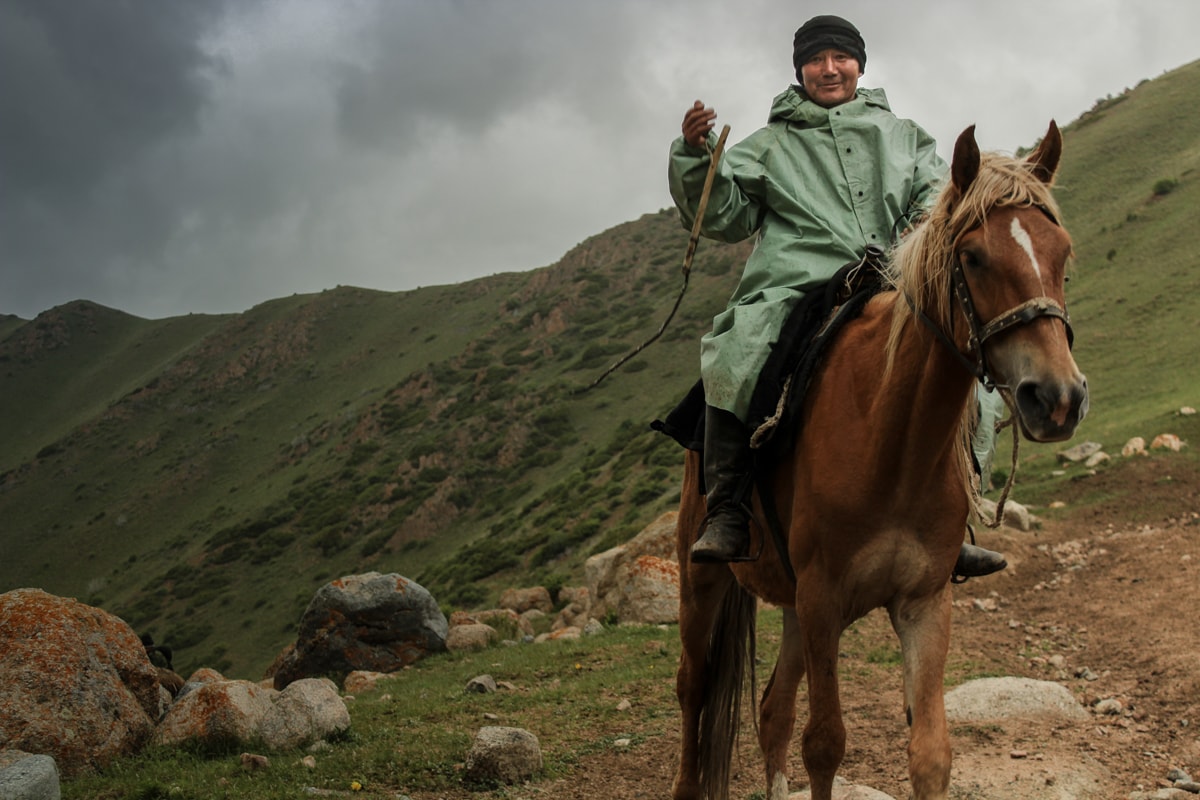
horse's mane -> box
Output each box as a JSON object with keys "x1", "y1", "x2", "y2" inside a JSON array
[{"x1": 880, "y1": 148, "x2": 1064, "y2": 506}]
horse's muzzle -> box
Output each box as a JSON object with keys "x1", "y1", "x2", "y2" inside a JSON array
[{"x1": 1015, "y1": 374, "x2": 1089, "y2": 442}]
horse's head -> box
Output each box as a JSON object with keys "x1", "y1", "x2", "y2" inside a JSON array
[{"x1": 947, "y1": 121, "x2": 1088, "y2": 442}]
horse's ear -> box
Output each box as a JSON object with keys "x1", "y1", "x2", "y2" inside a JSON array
[
  {"x1": 951, "y1": 125, "x2": 980, "y2": 195},
  {"x1": 1026, "y1": 120, "x2": 1062, "y2": 184}
]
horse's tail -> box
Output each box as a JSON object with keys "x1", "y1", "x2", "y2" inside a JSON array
[{"x1": 697, "y1": 578, "x2": 757, "y2": 800}]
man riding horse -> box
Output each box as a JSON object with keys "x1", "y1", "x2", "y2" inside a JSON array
[{"x1": 668, "y1": 14, "x2": 1006, "y2": 576}]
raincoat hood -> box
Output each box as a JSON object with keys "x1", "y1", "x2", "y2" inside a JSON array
[{"x1": 767, "y1": 85, "x2": 891, "y2": 126}]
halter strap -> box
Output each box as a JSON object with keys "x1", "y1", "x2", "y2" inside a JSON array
[{"x1": 910, "y1": 254, "x2": 1074, "y2": 391}]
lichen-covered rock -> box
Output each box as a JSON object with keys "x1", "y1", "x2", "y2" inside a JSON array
[
  {"x1": 270, "y1": 573, "x2": 447, "y2": 689},
  {"x1": 586, "y1": 511, "x2": 679, "y2": 623},
  {"x1": 0, "y1": 589, "x2": 159, "y2": 777},
  {"x1": 154, "y1": 677, "x2": 349, "y2": 751},
  {"x1": 153, "y1": 679, "x2": 275, "y2": 748}
]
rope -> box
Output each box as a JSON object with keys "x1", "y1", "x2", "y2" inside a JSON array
[
  {"x1": 580, "y1": 125, "x2": 731, "y2": 393},
  {"x1": 981, "y1": 387, "x2": 1020, "y2": 529}
]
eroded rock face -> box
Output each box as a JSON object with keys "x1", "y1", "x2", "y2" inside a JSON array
[
  {"x1": 270, "y1": 573, "x2": 447, "y2": 689},
  {"x1": 0, "y1": 589, "x2": 160, "y2": 777}
]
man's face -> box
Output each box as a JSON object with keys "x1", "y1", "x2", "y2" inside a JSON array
[{"x1": 800, "y1": 48, "x2": 861, "y2": 108}]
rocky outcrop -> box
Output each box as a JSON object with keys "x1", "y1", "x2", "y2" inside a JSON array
[
  {"x1": 0, "y1": 589, "x2": 160, "y2": 777},
  {"x1": 270, "y1": 573, "x2": 448, "y2": 689}
]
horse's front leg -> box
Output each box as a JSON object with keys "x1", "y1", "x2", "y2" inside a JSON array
[
  {"x1": 889, "y1": 585, "x2": 953, "y2": 800},
  {"x1": 759, "y1": 607, "x2": 804, "y2": 800},
  {"x1": 797, "y1": 595, "x2": 846, "y2": 800}
]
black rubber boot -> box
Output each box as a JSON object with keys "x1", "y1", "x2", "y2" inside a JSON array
[
  {"x1": 953, "y1": 542, "x2": 1008, "y2": 580},
  {"x1": 691, "y1": 406, "x2": 754, "y2": 564}
]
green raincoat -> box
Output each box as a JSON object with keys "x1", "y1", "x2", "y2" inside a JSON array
[{"x1": 668, "y1": 85, "x2": 946, "y2": 421}]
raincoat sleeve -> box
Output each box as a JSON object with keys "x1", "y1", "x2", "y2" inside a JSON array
[
  {"x1": 908, "y1": 123, "x2": 947, "y2": 214},
  {"x1": 667, "y1": 130, "x2": 766, "y2": 243}
]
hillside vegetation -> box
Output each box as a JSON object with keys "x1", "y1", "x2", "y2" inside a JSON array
[{"x1": 2, "y1": 59, "x2": 1197, "y2": 680}]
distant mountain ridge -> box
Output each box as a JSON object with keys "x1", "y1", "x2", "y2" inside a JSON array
[{"x1": 2, "y1": 59, "x2": 1197, "y2": 679}]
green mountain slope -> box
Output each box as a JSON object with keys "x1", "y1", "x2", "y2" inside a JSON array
[
  {"x1": 2, "y1": 59, "x2": 1197, "y2": 679},
  {"x1": 0, "y1": 210, "x2": 751, "y2": 678}
]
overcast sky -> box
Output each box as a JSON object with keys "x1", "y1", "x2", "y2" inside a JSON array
[{"x1": 2, "y1": 0, "x2": 1197, "y2": 320}]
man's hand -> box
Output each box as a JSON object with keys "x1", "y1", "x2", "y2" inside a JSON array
[{"x1": 682, "y1": 100, "x2": 716, "y2": 148}]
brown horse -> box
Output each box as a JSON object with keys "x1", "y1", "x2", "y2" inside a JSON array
[{"x1": 672, "y1": 122, "x2": 1087, "y2": 800}]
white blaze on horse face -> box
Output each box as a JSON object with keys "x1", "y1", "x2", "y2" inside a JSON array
[{"x1": 1009, "y1": 216, "x2": 1044, "y2": 288}]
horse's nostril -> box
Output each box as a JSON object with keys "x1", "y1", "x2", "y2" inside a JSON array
[{"x1": 1014, "y1": 382, "x2": 1046, "y2": 416}]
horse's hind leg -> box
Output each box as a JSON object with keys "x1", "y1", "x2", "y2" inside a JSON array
[
  {"x1": 759, "y1": 607, "x2": 805, "y2": 800},
  {"x1": 673, "y1": 562, "x2": 737, "y2": 800},
  {"x1": 889, "y1": 586, "x2": 953, "y2": 800},
  {"x1": 673, "y1": 449, "x2": 739, "y2": 800}
]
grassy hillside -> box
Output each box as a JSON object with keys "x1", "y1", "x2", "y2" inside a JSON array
[
  {"x1": 0, "y1": 210, "x2": 750, "y2": 679},
  {"x1": 2, "y1": 60, "x2": 1197, "y2": 680},
  {"x1": 990, "y1": 58, "x2": 1200, "y2": 505}
]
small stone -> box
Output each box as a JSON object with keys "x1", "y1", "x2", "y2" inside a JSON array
[
  {"x1": 240, "y1": 753, "x2": 270, "y2": 772},
  {"x1": 1010, "y1": 749, "x2": 1028, "y2": 759},
  {"x1": 1095, "y1": 698, "x2": 1124, "y2": 715},
  {"x1": 300, "y1": 755, "x2": 317, "y2": 769},
  {"x1": 614, "y1": 738, "x2": 632, "y2": 748},
  {"x1": 1057, "y1": 441, "x2": 1102, "y2": 463},
  {"x1": 1179, "y1": 407, "x2": 1196, "y2": 416},
  {"x1": 1151, "y1": 433, "x2": 1186, "y2": 452},
  {"x1": 616, "y1": 699, "x2": 632, "y2": 711},
  {"x1": 1167, "y1": 769, "x2": 1193, "y2": 783},
  {"x1": 1122, "y1": 437, "x2": 1148, "y2": 457},
  {"x1": 465, "y1": 675, "x2": 498, "y2": 694}
]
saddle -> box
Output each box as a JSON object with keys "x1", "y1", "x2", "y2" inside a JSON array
[{"x1": 652, "y1": 248, "x2": 888, "y2": 462}]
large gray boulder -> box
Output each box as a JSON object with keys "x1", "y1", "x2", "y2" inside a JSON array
[
  {"x1": 0, "y1": 589, "x2": 159, "y2": 777},
  {"x1": 270, "y1": 573, "x2": 447, "y2": 688}
]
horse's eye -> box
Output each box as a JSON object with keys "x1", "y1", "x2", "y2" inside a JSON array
[{"x1": 959, "y1": 250, "x2": 981, "y2": 270}]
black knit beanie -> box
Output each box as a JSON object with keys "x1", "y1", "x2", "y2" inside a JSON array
[{"x1": 792, "y1": 15, "x2": 866, "y2": 79}]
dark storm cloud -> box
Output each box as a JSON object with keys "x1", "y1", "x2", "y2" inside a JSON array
[
  {"x1": 0, "y1": 0, "x2": 228, "y2": 202},
  {"x1": 0, "y1": 0, "x2": 238, "y2": 315},
  {"x1": 1, "y1": 0, "x2": 1196, "y2": 321},
  {"x1": 334, "y1": 1, "x2": 641, "y2": 150}
]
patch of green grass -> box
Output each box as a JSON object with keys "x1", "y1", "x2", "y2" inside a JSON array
[{"x1": 61, "y1": 622, "x2": 684, "y2": 800}]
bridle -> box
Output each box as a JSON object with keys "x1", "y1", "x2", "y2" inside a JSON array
[{"x1": 908, "y1": 208, "x2": 1074, "y2": 392}]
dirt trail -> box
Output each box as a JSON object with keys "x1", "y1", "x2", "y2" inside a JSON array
[{"x1": 563, "y1": 458, "x2": 1199, "y2": 799}]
